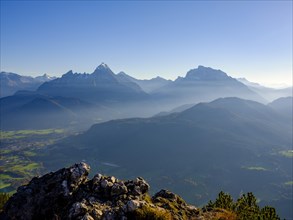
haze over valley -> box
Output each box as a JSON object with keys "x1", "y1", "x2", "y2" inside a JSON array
[
  {"x1": 1, "y1": 64, "x2": 292, "y2": 219},
  {"x1": 1, "y1": 64, "x2": 292, "y2": 130},
  {"x1": 1, "y1": 1, "x2": 292, "y2": 219}
]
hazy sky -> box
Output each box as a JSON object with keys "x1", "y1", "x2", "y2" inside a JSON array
[{"x1": 1, "y1": 1, "x2": 292, "y2": 87}]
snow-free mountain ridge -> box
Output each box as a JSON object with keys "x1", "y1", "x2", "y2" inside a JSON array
[
  {"x1": 1, "y1": 63, "x2": 291, "y2": 130},
  {"x1": 0, "y1": 72, "x2": 56, "y2": 97}
]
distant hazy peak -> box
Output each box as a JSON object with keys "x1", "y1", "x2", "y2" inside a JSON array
[
  {"x1": 149, "y1": 76, "x2": 169, "y2": 81},
  {"x1": 35, "y1": 73, "x2": 56, "y2": 81},
  {"x1": 117, "y1": 71, "x2": 127, "y2": 76},
  {"x1": 196, "y1": 65, "x2": 223, "y2": 72},
  {"x1": 61, "y1": 63, "x2": 115, "y2": 78},
  {"x1": 185, "y1": 66, "x2": 229, "y2": 80},
  {"x1": 0, "y1": 71, "x2": 31, "y2": 78},
  {"x1": 93, "y1": 63, "x2": 112, "y2": 73},
  {"x1": 63, "y1": 70, "x2": 74, "y2": 77},
  {"x1": 100, "y1": 62, "x2": 108, "y2": 68},
  {"x1": 0, "y1": 72, "x2": 55, "y2": 80},
  {"x1": 42, "y1": 73, "x2": 50, "y2": 78}
]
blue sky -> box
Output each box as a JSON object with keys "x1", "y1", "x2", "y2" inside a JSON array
[{"x1": 1, "y1": 1, "x2": 292, "y2": 87}]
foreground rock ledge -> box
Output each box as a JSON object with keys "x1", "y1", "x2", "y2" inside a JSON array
[{"x1": 1, "y1": 163, "x2": 228, "y2": 220}]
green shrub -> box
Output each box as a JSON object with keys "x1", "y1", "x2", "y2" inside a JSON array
[
  {"x1": 259, "y1": 206, "x2": 280, "y2": 220},
  {"x1": 0, "y1": 192, "x2": 11, "y2": 212},
  {"x1": 207, "y1": 191, "x2": 234, "y2": 210},
  {"x1": 206, "y1": 192, "x2": 280, "y2": 220}
]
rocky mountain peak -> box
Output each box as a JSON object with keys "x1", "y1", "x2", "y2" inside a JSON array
[
  {"x1": 35, "y1": 73, "x2": 56, "y2": 82},
  {"x1": 92, "y1": 63, "x2": 118, "y2": 83},
  {"x1": 63, "y1": 70, "x2": 74, "y2": 77},
  {"x1": 185, "y1": 66, "x2": 229, "y2": 81},
  {"x1": 93, "y1": 63, "x2": 113, "y2": 74},
  {"x1": 98, "y1": 62, "x2": 109, "y2": 69}
]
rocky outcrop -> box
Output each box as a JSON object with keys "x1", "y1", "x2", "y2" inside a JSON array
[
  {"x1": 2, "y1": 163, "x2": 91, "y2": 220},
  {"x1": 1, "y1": 163, "x2": 229, "y2": 220}
]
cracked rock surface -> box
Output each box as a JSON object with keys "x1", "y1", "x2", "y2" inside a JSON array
[{"x1": 1, "y1": 163, "x2": 225, "y2": 220}]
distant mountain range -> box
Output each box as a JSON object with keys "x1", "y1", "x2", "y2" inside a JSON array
[
  {"x1": 42, "y1": 97, "x2": 292, "y2": 219},
  {"x1": 1, "y1": 64, "x2": 292, "y2": 218},
  {"x1": 151, "y1": 66, "x2": 266, "y2": 106},
  {"x1": 1, "y1": 64, "x2": 292, "y2": 130},
  {"x1": 238, "y1": 78, "x2": 292, "y2": 101},
  {"x1": 0, "y1": 72, "x2": 56, "y2": 97},
  {"x1": 0, "y1": 90, "x2": 120, "y2": 130},
  {"x1": 116, "y1": 71, "x2": 171, "y2": 93},
  {"x1": 37, "y1": 63, "x2": 148, "y2": 103}
]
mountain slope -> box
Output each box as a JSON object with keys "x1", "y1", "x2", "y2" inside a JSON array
[
  {"x1": 238, "y1": 78, "x2": 293, "y2": 101},
  {"x1": 153, "y1": 66, "x2": 266, "y2": 106},
  {"x1": 153, "y1": 103, "x2": 195, "y2": 117},
  {"x1": 0, "y1": 64, "x2": 154, "y2": 130},
  {"x1": 268, "y1": 96, "x2": 292, "y2": 120},
  {"x1": 117, "y1": 71, "x2": 171, "y2": 93},
  {"x1": 43, "y1": 97, "x2": 292, "y2": 219},
  {"x1": 37, "y1": 63, "x2": 148, "y2": 103},
  {"x1": 0, "y1": 91, "x2": 119, "y2": 130},
  {"x1": 0, "y1": 64, "x2": 151, "y2": 130}
]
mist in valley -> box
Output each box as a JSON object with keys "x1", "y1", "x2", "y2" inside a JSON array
[
  {"x1": 1, "y1": 65, "x2": 292, "y2": 219},
  {"x1": 1, "y1": 1, "x2": 292, "y2": 219}
]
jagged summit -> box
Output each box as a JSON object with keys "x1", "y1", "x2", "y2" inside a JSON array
[
  {"x1": 93, "y1": 63, "x2": 113, "y2": 75},
  {"x1": 99, "y1": 62, "x2": 109, "y2": 68},
  {"x1": 63, "y1": 70, "x2": 74, "y2": 76},
  {"x1": 36, "y1": 63, "x2": 147, "y2": 103},
  {"x1": 60, "y1": 63, "x2": 114, "y2": 78}
]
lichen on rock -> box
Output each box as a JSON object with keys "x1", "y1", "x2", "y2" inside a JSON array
[{"x1": 0, "y1": 162, "x2": 236, "y2": 220}]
